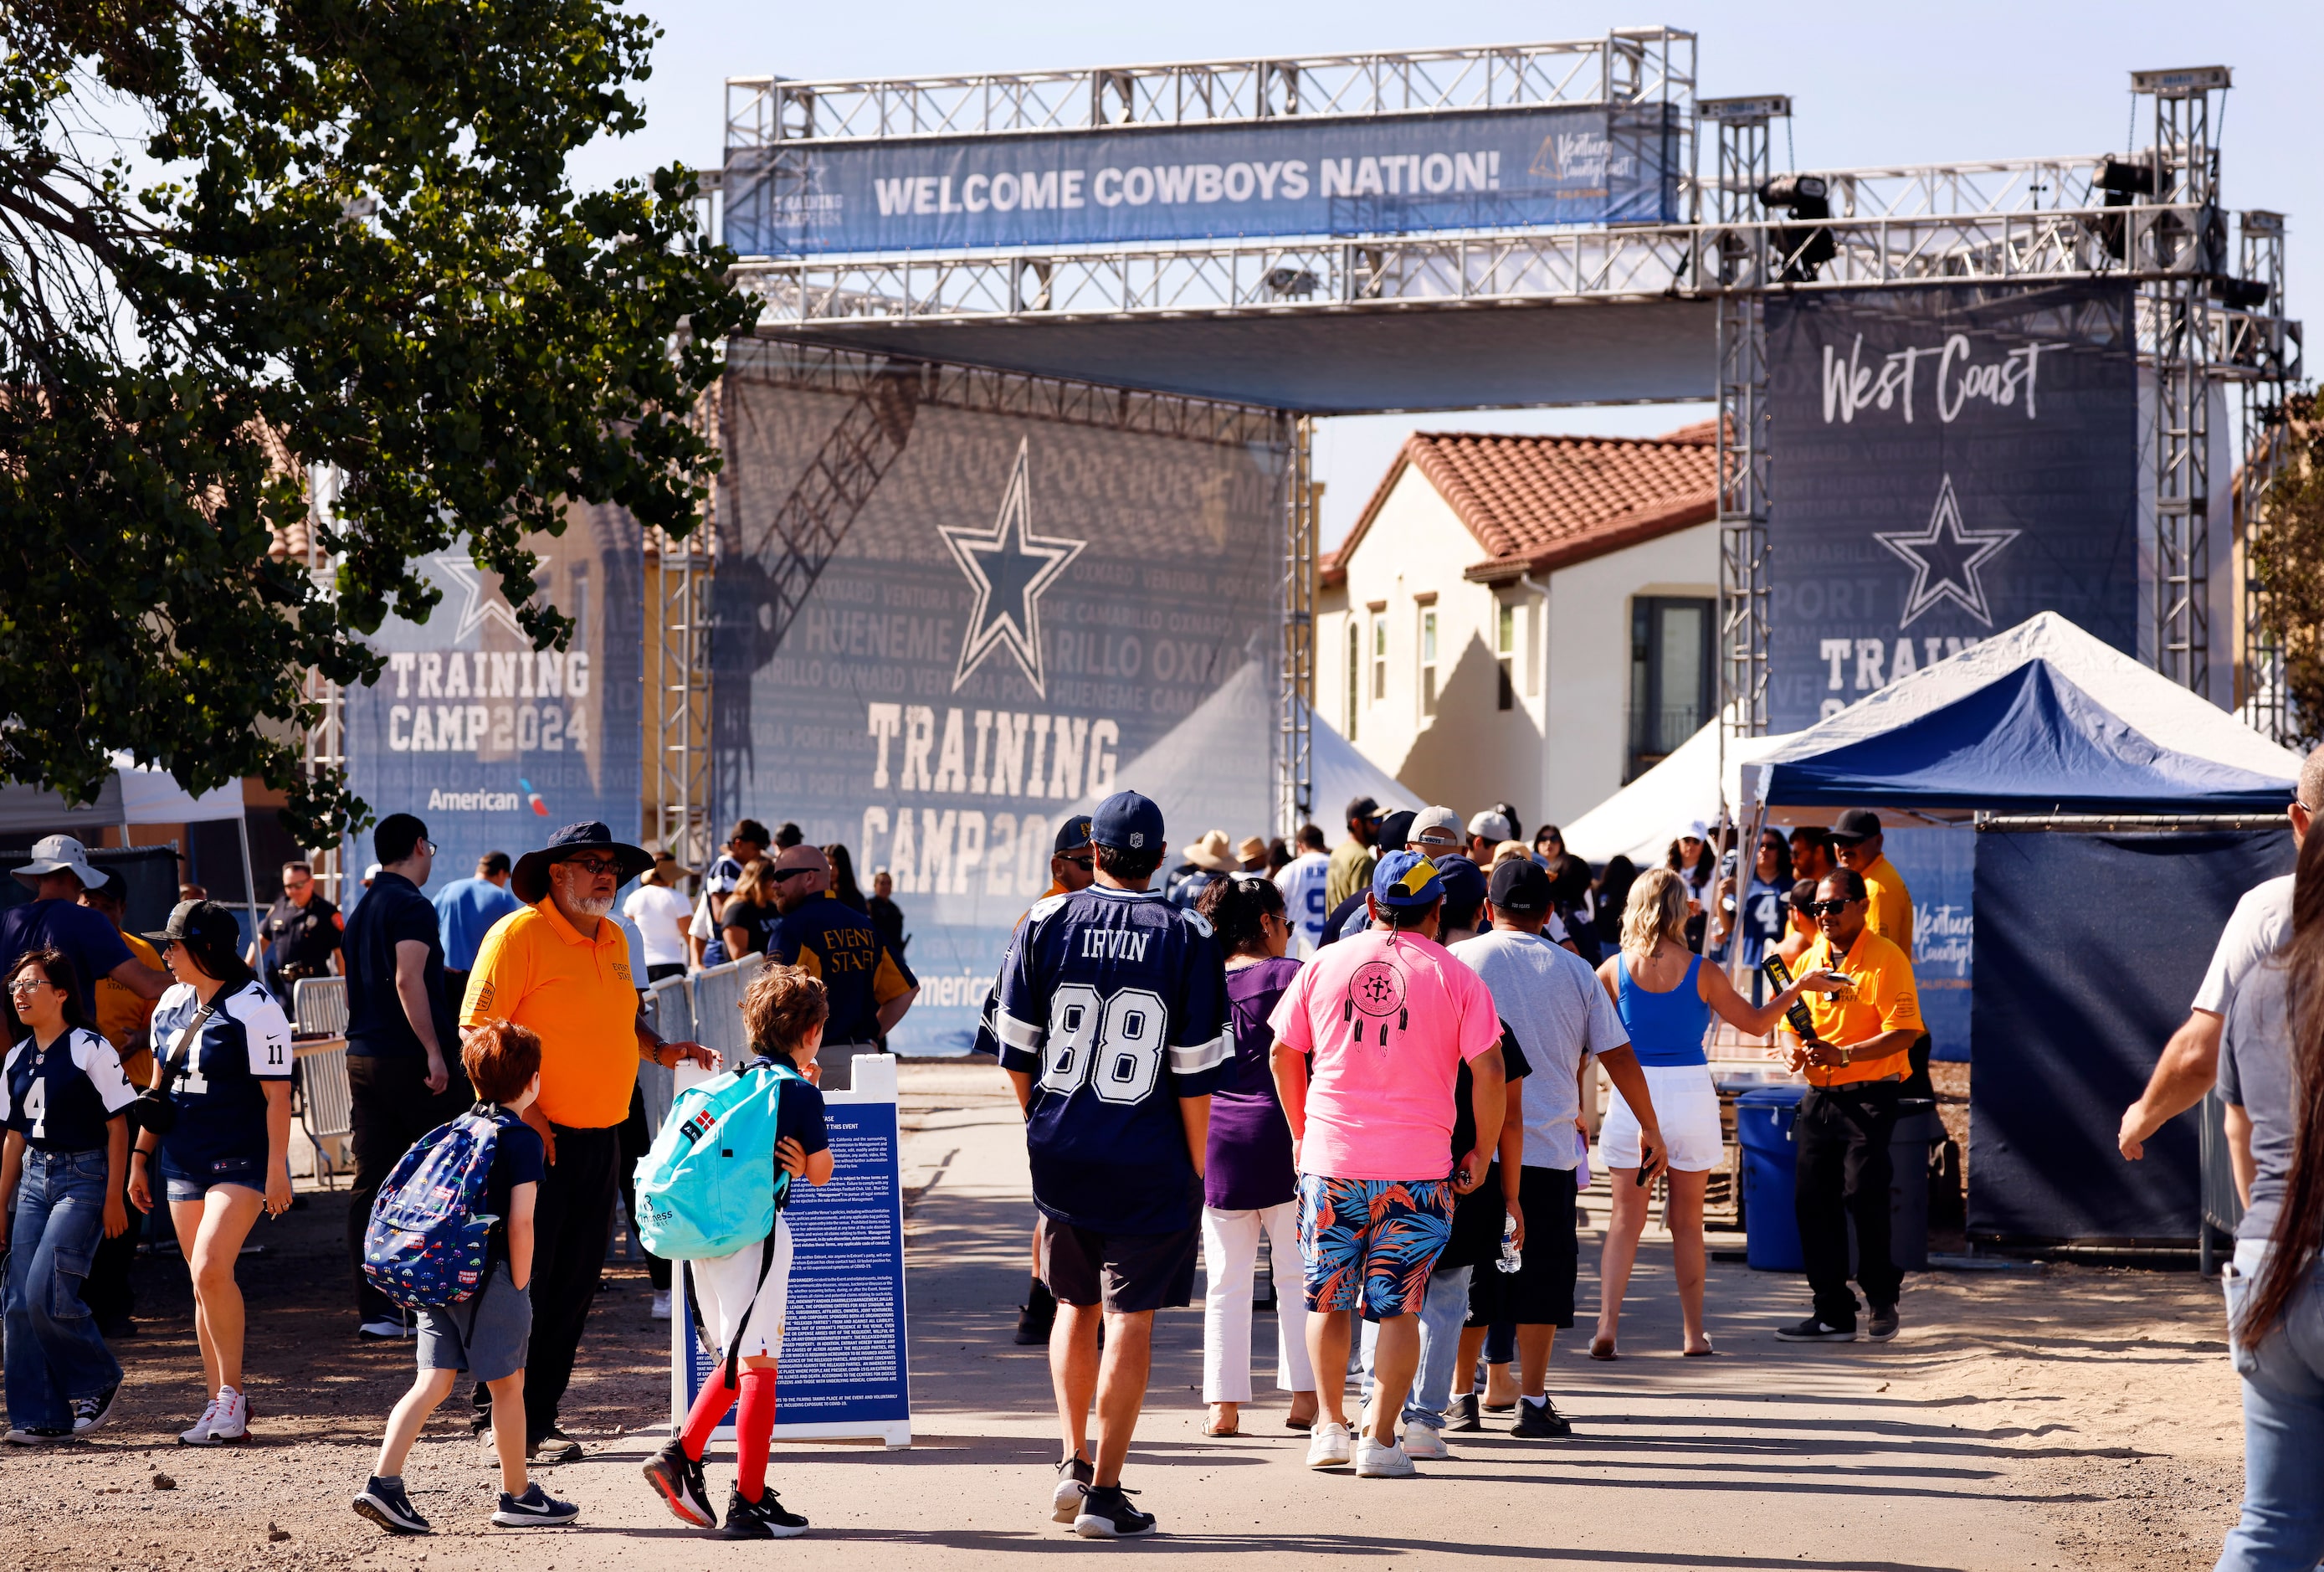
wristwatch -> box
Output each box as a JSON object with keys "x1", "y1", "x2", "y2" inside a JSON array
[{"x1": 1839, "y1": 1045, "x2": 1855, "y2": 1066}]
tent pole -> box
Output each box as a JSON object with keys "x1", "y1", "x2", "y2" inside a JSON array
[{"x1": 235, "y1": 802, "x2": 260, "y2": 948}]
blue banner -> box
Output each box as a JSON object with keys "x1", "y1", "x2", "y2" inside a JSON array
[
  {"x1": 714, "y1": 348, "x2": 1286, "y2": 1053},
  {"x1": 339, "y1": 510, "x2": 643, "y2": 898},
  {"x1": 675, "y1": 1092, "x2": 911, "y2": 1446},
  {"x1": 1764, "y1": 284, "x2": 2140, "y2": 732},
  {"x1": 1879, "y1": 826, "x2": 1974, "y2": 1062},
  {"x1": 725, "y1": 104, "x2": 1680, "y2": 256}
]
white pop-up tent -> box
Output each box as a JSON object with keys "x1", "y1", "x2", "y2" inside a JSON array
[
  {"x1": 0, "y1": 756, "x2": 255, "y2": 927},
  {"x1": 1562, "y1": 719, "x2": 1798, "y2": 868},
  {"x1": 1070, "y1": 658, "x2": 1412, "y2": 841}
]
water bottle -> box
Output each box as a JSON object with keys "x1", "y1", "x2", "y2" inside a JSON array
[{"x1": 1495, "y1": 1214, "x2": 1521, "y2": 1274}]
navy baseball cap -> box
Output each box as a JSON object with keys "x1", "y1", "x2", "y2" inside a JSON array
[
  {"x1": 1372, "y1": 850, "x2": 1445, "y2": 909},
  {"x1": 1488, "y1": 856, "x2": 1552, "y2": 914},
  {"x1": 1053, "y1": 815, "x2": 1095, "y2": 853},
  {"x1": 1374, "y1": 809, "x2": 1418, "y2": 855},
  {"x1": 1433, "y1": 853, "x2": 1487, "y2": 917},
  {"x1": 1090, "y1": 791, "x2": 1165, "y2": 853}
]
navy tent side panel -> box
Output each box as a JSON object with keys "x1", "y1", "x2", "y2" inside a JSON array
[{"x1": 1969, "y1": 825, "x2": 2291, "y2": 1243}]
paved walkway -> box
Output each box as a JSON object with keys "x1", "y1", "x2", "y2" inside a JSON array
[{"x1": 242, "y1": 1060, "x2": 2116, "y2": 1569}]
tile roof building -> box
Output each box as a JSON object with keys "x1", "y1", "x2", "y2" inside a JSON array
[{"x1": 1317, "y1": 420, "x2": 1720, "y2": 831}]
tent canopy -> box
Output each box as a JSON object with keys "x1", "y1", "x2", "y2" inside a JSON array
[
  {"x1": 1742, "y1": 614, "x2": 2303, "y2": 812},
  {"x1": 0, "y1": 754, "x2": 244, "y2": 836}
]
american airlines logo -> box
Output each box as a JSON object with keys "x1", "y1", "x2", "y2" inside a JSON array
[{"x1": 1080, "y1": 929, "x2": 1152, "y2": 963}]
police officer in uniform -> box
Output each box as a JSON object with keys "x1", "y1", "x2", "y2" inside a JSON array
[{"x1": 249, "y1": 860, "x2": 342, "y2": 1003}]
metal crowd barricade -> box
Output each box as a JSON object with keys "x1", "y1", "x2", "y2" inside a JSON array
[
  {"x1": 290, "y1": 976, "x2": 355, "y2": 1186},
  {"x1": 688, "y1": 953, "x2": 765, "y2": 1071},
  {"x1": 640, "y1": 974, "x2": 695, "y2": 1133}
]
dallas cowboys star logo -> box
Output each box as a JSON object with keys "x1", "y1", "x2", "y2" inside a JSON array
[
  {"x1": 429, "y1": 552, "x2": 526, "y2": 640},
  {"x1": 940, "y1": 438, "x2": 1085, "y2": 697},
  {"x1": 1874, "y1": 475, "x2": 2020, "y2": 629}
]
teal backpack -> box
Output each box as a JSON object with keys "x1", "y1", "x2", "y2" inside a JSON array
[{"x1": 633, "y1": 1057, "x2": 802, "y2": 1262}]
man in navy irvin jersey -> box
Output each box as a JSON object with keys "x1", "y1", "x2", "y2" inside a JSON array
[{"x1": 996, "y1": 791, "x2": 1230, "y2": 1540}]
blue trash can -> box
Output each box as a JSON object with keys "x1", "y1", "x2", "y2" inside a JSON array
[{"x1": 1735, "y1": 1085, "x2": 1808, "y2": 1271}]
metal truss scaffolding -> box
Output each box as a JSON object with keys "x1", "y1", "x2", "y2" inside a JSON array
[
  {"x1": 1280, "y1": 416, "x2": 1316, "y2": 835},
  {"x1": 2234, "y1": 210, "x2": 2293, "y2": 741}
]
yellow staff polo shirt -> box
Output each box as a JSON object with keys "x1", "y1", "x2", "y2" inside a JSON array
[
  {"x1": 1793, "y1": 925, "x2": 1923, "y2": 1087},
  {"x1": 461, "y1": 897, "x2": 639, "y2": 1129},
  {"x1": 97, "y1": 931, "x2": 165, "y2": 1087},
  {"x1": 1858, "y1": 854, "x2": 1915, "y2": 953}
]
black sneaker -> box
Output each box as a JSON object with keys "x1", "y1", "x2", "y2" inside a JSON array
[
  {"x1": 491, "y1": 1482, "x2": 579, "y2": 1527},
  {"x1": 643, "y1": 1438, "x2": 718, "y2": 1528},
  {"x1": 72, "y1": 1382, "x2": 121, "y2": 1435},
  {"x1": 1510, "y1": 1398, "x2": 1573, "y2": 1439},
  {"x1": 1073, "y1": 1483, "x2": 1156, "y2": 1539},
  {"x1": 1866, "y1": 1305, "x2": 1901, "y2": 1343},
  {"x1": 720, "y1": 1487, "x2": 808, "y2": 1539},
  {"x1": 1444, "y1": 1393, "x2": 1480, "y2": 1433},
  {"x1": 1014, "y1": 1279, "x2": 1056, "y2": 1346},
  {"x1": 3, "y1": 1425, "x2": 71, "y2": 1444},
  {"x1": 352, "y1": 1477, "x2": 431, "y2": 1535},
  {"x1": 1050, "y1": 1455, "x2": 1094, "y2": 1523},
  {"x1": 1774, "y1": 1315, "x2": 1859, "y2": 1343},
  {"x1": 530, "y1": 1426, "x2": 584, "y2": 1463}
]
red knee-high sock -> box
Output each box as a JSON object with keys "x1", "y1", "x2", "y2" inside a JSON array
[
  {"x1": 680, "y1": 1366, "x2": 740, "y2": 1462},
  {"x1": 735, "y1": 1369, "x2": 777, "y2": 1503}
]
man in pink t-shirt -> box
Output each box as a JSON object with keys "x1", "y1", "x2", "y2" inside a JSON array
[{"x1": 1270, "y1": 851, "x2": 1506, "y2": 1479}]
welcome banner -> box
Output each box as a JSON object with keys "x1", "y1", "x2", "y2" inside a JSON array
[{"x1": 725, "y1": 103, "x2": 1682, "y2": 255}]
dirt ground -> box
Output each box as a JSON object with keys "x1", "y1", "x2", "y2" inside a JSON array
[{"x1": 0, "y1": 1062, "x2": 2250, "y2": 1570}]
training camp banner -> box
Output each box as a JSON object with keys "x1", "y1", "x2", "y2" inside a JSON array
[
  {"x1": 1763, "y1": 283, "x2": 2139, "y2": 732},
  {"x1": 723, "y1": 103, "x2": 1681, "y2": 255},
  {"x1": 340, "y1": 511, "x2": 644, "y2": 893},
  {"x1": 713, "y1": 345, "x2": 1288, "y2": 1052}
]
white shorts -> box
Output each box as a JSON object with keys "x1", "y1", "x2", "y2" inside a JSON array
[
  {"x1": 688, "y1": 1217, "x2": 794, "y2": 1361},
  {"x1": 1598, "y1": 1062, "x2": 1725, "y2": 1174}
]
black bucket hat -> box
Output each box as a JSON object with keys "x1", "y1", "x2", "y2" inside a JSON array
[{"x1": 513, "y1": 821, "x2": 654, "y2": 904}]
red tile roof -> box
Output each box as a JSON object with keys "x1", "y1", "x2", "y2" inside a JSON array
[{"x1": 1321, "y1": 419, "x2": 1716, "y2": 588}]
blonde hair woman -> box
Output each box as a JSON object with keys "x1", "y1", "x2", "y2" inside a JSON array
[
  {"x1": 719, "y1": 858, "x2": 782, "y2": 964},
  {"x1": 1588, "y1": 871, "x2": 1835, "y2": 1358}
]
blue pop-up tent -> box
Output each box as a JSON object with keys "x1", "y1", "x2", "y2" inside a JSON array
[
  {"x1": 1737, "y1": 612, "x2": 2303, "y2": 1246},
  {"x1": 1738, "y1": 612, "x2": 2303, "y2": 812}
]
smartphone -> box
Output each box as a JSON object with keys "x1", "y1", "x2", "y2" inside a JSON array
[{"x1": 1760, "y1": 954, "x2": 1820, "y2": 1040}]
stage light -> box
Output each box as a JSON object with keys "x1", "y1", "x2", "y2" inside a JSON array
[
  {"x1": 2213, "y1": 276, "x2": 2270, "y2": 311},
  {"x1": 2095, "y1": 156, "x2": 2155, "y2": 198},
  {"x1": 1757, "y1": 174, "x2": 1834, "y2": 282},
  {"x1": 1265, "y1": 266, "x2": 1318, "y2": 299}
]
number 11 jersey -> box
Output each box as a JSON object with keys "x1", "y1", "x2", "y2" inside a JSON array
[{"x1": 995, "y1": 884, "x2": 1232, "y2": 1235}]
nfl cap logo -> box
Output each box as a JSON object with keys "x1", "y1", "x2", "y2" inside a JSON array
[{"x1": 1091, "y1": 790, "x2": 1165, "y2": 852}]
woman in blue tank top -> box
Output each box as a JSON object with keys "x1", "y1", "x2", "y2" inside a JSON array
[{"x1": 1589, "y1": 870, "x2": 1835, "y2": 1358}]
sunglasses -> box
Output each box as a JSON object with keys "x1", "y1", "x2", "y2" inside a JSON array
[
  {"x1": 562, "y1": 856, "x2": 623, "y2": 878},
  {"x1": 1061, "y1": 856, "x2": 1095, "y2": 872},
  {"x1": 1807, "y1": 898, "x2": 1860, "y2": 917},
  {"x1": 768, "y1": 866, "x2": 819, "y2": 882}
]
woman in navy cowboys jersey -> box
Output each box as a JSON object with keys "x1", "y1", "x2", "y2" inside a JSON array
[
  {"x1": 1, "y1": 948, "x2": 137, "y2": 1441},
  {"x1": 126, "y1": 902, "x2": 295, "y2": 1446}
]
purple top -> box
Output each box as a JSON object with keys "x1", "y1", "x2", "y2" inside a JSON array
[{"x1": 1205, "y1": 954, "x2": 1302, "y2": 1210}]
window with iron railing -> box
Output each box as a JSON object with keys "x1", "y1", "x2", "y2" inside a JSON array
[
  {"x1": 1419, "y1": 608, "x2": 1439, "y2": 717},
  {"x1": 1495, "y1": 602, "x2": 1516, "y2": 712},
  {"x1": 1345, "y1": 622, "x2": 1360, "y2": 740},
  {"x1": 1627, "y1": 596, "x2": 1712, "y2": 781}
]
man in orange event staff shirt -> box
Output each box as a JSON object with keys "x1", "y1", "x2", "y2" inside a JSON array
[
  {"x1": 461, "y1": 822, "x2": 716, "y2": 1460},
  {"x1": 1772, "y1": 866, "x2": 1924, "y2": 1348}
]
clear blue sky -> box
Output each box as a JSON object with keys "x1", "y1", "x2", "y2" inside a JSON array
[{"x1": 572, "y1": 1, "x2": 2319, "y2": 548}]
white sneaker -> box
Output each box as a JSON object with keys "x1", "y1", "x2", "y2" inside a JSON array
[
  {"x1": 1401, "y1": 1421, "x2": 1451, "y2": 1461},
  {"x1": 1305, "y1": 1420, "x2": 1352, "y2": 1468},
  {"x1": 207, "y1": 1387, "x2": 249, "y2": 1442},
  {"x1": 177, "y1": 1395, "x2": 222, "y2": 1446},
  {"x1": 650, "y1": 1291, "x2": 671, "y2": 1322},
  {"x1": 357, "y1": 1318, "x2": 407, "y2": 1340},
  {"x1": 1354, "y1": 1436, "x2": 1417, "y2": 1477}
]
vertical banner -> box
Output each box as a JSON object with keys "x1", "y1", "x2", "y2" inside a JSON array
[
  {"x1": 1764, "y1": 284, "x2": 2139, "y2": 732},
  {"x1": 670, "y1": 1067, "x2": 911, "y2": 1448},
  {"x1": 339, "y1": 507, "x2": 644, "y2": 887},
  {"x1": 1879, "y1": 826, "x2": 1974, "y2": 1062},
  {"x1": 714, "y1": 344, "x2": 1289, "y2": 1052}
]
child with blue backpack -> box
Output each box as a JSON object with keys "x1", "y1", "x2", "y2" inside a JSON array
[
  {"x1": 639, "y1": 963, "x2": 832, "y2": 1539},
  {"x1": 353, "y1": 1020, "x2": 577, "y2": 1534}
]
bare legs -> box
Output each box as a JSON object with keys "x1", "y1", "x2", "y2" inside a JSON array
[
  {"x1": 1307, "y1": 1308, "x2": 1419, "y2": 1445},
  {"x1": 168, "y1": 1185, "x2": 264, "y2": 1398},
  {"x1": 374, "y1": 1369, "x2": 528, "y2": 1495},
  {"x1": 1051, "y1": 1303, "x2": 1154, "y2": 1487},
  {"x1": 1593, "y1": 1168, "x2": 1711, "y2": 1355}
]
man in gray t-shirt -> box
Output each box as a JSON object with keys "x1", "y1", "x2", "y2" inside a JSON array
[{"x1": 2120, "y1": 745, "x2": 2320, "y2": 1243}]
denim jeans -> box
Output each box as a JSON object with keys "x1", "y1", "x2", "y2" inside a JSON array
[
  {"x1": 2218, "y1": 1241, "x2": 2324, "y2": 1572},
  {"x1": 1357, "y1": 1264, "x2": 1474, "y2": 1430},
  {"x1": 4, "y1": 1147, "x2": 121, "y2": 1429}
]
